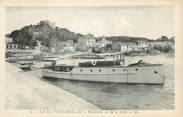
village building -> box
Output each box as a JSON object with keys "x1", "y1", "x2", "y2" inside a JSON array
[
  {"x1": 6, "y1": 42, "x2": 22, "y2": 50},
  {"x1": 137, "y1": 40, "x2": 149, "y2": 48},
  {"x1": 32, "y1": 41, "x2": 42, "y2": 55},
  {"x1": 120, "y1": 43, "x2": 128, "y2": 52},
  {"x1": 6, "y1": 37, "x2": 34, "y2": 50},
  {"x1": 136, "y1": 41, "x2": 149, "y2": 52},
  {"x1": 97, "y1": 36, "x2": 111, "y2": 48},
  {"x1": 5, "y1": 37, "x2": 25, "y2": 50},
  {"x1": 40, "y1": 45, "x2": 49, "y2": 55},
  {"x1": 47, "y1": 39, "x2": 76, "y2": 55},
  {"x1": 47, "y1": 37, "x2": 61, "y2": 55},
  {"x1": 5, "y1": 37, "x2": 13, "y2": 44},
  {"x1": 5, "y1": 37, "x2": 43, "y2": 57},
  {"x1": 39, "y1": 20, "x2": 56, "y2": 28},
  {"x1": 111, "y1": 42, "x2": 121, "y2": 52},
  {"x1": 77, "y1": 34, "x2": 96, "y2": 51},
  {"x1": 112, "y1": 40, "x2": 149, "y2": 53},
  {"x1": 112, "y1": 42, "x2": 134, "y2": 52},
  {"x1": 5, "y1": 37, "x2": 19, "y2": 49},
  {"x1": 126, "y1": 43, "x2": 137, "y2": 52},
  {"x1": 63, "y1": 40, "x2": 75, "y2": 52}
]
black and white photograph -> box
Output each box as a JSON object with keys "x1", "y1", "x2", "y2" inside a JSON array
[{"x1": 4, "y1": 5, "x2": 176, "y2": 111}]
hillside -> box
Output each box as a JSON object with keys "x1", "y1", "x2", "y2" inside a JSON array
[
  {"x1": 7, "y1": 20, "x2": 174, "y2": 48},
  {"x1": 8, "y1": 20, "x2": 83, "y2": 47},
  {"x1": 97, "y1": 36, "x2": 153, "y2": 43}
]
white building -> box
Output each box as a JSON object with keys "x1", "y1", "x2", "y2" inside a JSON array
[
  {"x1": 77, "y1": 34, "x2": 96, "y2": 51},
  {"x1": 6, "y1": 42, "x2": 22, "y2": 50},
  {"x1": 137, "y1": 41, "x2": 149, "y2": 48},
  {"x1": 112, "y1": 40, "x2": 150, "y2": 53},
  {"x1": 5, "y1": 37, "x2": 19, "y2": 49},
  {"x1": 63, "y1": 40, "x2": 75, "y2": 51},
  {"x1": 5, "y1": 37, "x2": 13, "y2": 44},
  {"x1": 97, "y1": 36, "x2": 111, "y2": 48},
  {"x1": 33, "y1": 41, "x2": 42, "y2": 55},
  {"x1": 120, "y1": 43, "x2": 128, "y2": 52},
  {"x1": 39, "y1": 20, "x2": 56, "y2": 28}
]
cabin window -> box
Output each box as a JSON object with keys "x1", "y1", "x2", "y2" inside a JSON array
[
  {"x1": 90, "y1": 69, "x2": 93, "y2": 72},
  {"x1": 80, "y1": 69, "x2": 83, "y2": 72},
  {"x1": 53, "y1": 66, "x2": 73, "y2": 72},
  {"x1": 66, "y1": 67, "x2": 70, "y2": 72},
  {"x1": 135, "y1": 68, "x2": 138, "y2": 71},
  {"x1": 99, "y1": 69, "x2": 101, "y2": 72},
  {"x1": 56, "y1": 67, "x2": 60, "y2": 71},
  {"x1": 154, "y1": 70, "x2": 158, "y2": 74},
  {"x1": 60, "y1": 67, "x2": 63, "y2": 72},
  {"x1": 112, "y1": 69, "x2": 115, "y2": 72}
]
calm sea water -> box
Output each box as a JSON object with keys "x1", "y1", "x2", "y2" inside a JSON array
[{"x1": 31, "y1": 55, "x2": 174, "y2": 110}]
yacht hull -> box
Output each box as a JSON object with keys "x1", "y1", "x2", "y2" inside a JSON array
[{"x1": 42, "y1": 65, "x2": 165, "y2": 84}]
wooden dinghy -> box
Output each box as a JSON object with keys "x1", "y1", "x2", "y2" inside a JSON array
[{"x1": 20, "y1": 65, "x2": 32, "y2": 71}]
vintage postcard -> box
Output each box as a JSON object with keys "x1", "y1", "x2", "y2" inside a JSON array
[{"x1": 0, "y1": 0, "x2": 183, "y2": 117}]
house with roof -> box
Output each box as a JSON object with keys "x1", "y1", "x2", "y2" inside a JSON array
[
  {"x1": 63, "y1": 40, "x2": 75, "y2": 52},
  {"x1": 77, "y1": 34, "x2": 96, "y2": 51},
  {"x1": 6, "y1": 37, "x2": 22, "y2": 50},
  {"x1": 112, "y1": 40, "x2": 150, "y2": 53},
  {"x1": 6, "y1": 42, "x2": 22, "y2": 50},
  {"x1": 97, "y1": 36, "x2": 111, "y2": 48}
]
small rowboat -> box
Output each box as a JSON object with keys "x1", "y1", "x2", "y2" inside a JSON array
[
  {"x1": 20, "y1": 65, "x2": 31, "y2": 71},
  {"x1": 18, "y1": 61, "x2": 34, "y2": 65}
]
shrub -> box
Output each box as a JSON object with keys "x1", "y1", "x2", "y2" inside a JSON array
[{"x1": 153, "y1": 44, "x2": 173, "y2": 53}]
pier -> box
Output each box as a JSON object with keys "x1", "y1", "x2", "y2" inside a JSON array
[{"x1": 5, "y1": 62, "x2": 99, "y2": 110}]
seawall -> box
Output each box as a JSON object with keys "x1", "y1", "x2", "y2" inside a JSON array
[{"x1": 5, "y1": 62, "x2": 99, "y2": 110}]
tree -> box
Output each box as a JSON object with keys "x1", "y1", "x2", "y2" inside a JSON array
[
  {"x1": 169, "y1": 36, "x2": 175, "y2": 43},
  {"x1": 153, "y1": 44, "x2": 173, "y2": 53},
  {"x1": 105, "y1": 43, "x2": 112, "y2": 50},
  {"x1": 157, "y1": 35, "x2": 169, "y2": 41},
  {"x1": 10, "y1": 30, "x2": 32, "y2": 47}
]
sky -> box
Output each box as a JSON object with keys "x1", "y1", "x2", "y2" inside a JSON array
[{"x1": 5, "y1": 6, "x2": 174, "y2": 39}]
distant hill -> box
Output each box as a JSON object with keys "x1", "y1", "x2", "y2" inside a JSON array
[
  {"x1": 97, "y1": 36, "x2": 154, "y2": 43},
  {"x1": 8, "y1": 20, "x2": 83, "y2": 47},
  {"x1": 7, "y1": 20, "x2": 174, "y2": 48}
]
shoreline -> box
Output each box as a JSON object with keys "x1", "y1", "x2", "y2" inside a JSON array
[
  {"x1": 4, "y1": 54, "x2": 174, "y2": 110},
  {"x1": 124, "y1": 52, "x2": 174, "y2": 57},
  {"x1": 5, "y1": 62, "x2": 99, "y2": 110}
]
